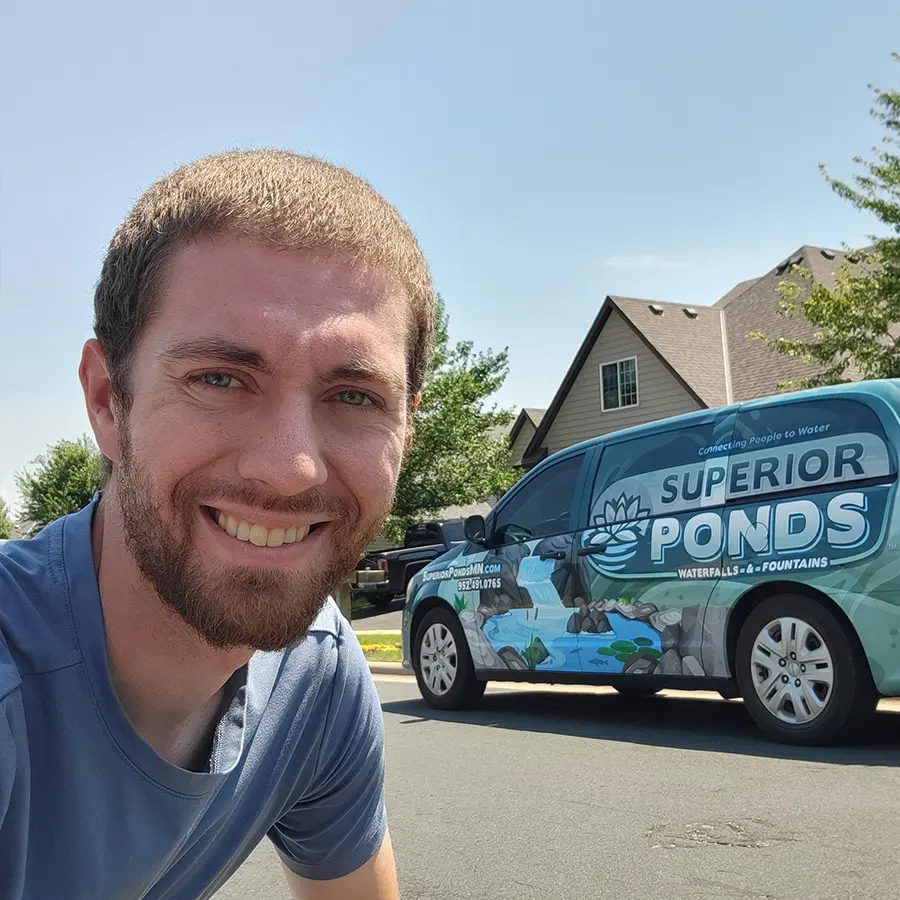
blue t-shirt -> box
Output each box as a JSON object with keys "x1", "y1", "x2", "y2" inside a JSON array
[{"x1": 0, "y1": 500, "x2": 387, "y2": 899}]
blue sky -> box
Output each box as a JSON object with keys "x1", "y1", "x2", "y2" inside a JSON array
[{"x1": 2, "y1": 0, "x2": 899, "y2": 510}]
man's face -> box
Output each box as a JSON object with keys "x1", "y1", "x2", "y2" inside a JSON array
[{"x1": 106, "y1": 235, "x2": 411, "y2": 651}]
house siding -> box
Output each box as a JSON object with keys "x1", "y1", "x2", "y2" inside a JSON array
[
  {"x1": 541, "y1": 308, "x2": 704, "y2": 455},
  {"x1": 509, "y1": 420, "x2": 536, "y2": 466}
]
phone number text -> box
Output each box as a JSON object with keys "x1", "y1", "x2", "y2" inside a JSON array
[{"x1": 456, "y1": 577, "x2": 503, "y2": 592}]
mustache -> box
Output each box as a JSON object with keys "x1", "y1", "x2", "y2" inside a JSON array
[{"x1": 173, "y1": 476, "x2": 357, "y2": 520}]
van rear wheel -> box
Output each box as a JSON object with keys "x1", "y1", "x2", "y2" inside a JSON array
[{"x1": 735, "y1": 594, "x2": 878, "y2": 746}]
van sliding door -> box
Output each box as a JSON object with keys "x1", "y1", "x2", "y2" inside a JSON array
[{"x1": 574, "y1": 409, "x2": 738, "y2": 679}]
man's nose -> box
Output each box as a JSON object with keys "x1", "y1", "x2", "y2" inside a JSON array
[{"x1": 236, "y1": 400, "x2": 328, "y2": 496}]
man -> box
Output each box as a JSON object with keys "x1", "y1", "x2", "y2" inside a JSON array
[{"x1": 0, "y1": 150, "x2": 435, "y2": 898}]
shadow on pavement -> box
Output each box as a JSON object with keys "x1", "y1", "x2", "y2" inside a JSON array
[{"x1": 381, "y1": 688, "x2": 900, "y2": 766}]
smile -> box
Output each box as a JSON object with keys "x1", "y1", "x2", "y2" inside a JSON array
[{"x1": 204, "y1": 506, "x2": 323, "y2": 548}]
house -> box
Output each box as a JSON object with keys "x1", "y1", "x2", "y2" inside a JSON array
[
  {"x1": 508, "y1": 407, "x2": 546, "y2": 467},
  {"x1": 521, "y1": 244, "x2": 865, "y2": 468}
]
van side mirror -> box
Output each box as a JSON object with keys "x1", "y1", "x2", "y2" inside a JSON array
[{"x1": 464, "y1": 514, "x2": 487, "y2": 544}]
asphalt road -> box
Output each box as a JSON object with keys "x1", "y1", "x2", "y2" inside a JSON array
[{"x1": 217, "y1": 677, "x2": 900, "y2": 900}]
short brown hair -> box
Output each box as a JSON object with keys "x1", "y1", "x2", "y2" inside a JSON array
[{"x1": 94, "y1": 149, "x2": 435, "y2": 409}]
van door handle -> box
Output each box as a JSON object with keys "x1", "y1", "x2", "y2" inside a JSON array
[
  {"x1": 539, "y1": 550, "x2": 566, "y2": 561},
  {"x1": 577, "y1": 546, "x2": 604, "y2": 556}
]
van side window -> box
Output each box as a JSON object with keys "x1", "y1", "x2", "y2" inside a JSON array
[
  {"x1": 731, "y1": 397, "x2": 895, "y2": 499},
  {"x1": 492, "y1": 453, "x2": 585, "y2": 545},
  {"x1": 592, "y1": 415, "x2": 735, "y2": 516}
]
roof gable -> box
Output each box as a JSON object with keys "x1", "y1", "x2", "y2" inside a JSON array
[
  {"x1": 610, "y1": 297, "x2": 728, "y2": 407},
  {"x1": 523, "y1": 297, "x2": 716, "y2": 464},
  {"x1": 509, "y1": 407, "x2": 546, "y2": 444}
]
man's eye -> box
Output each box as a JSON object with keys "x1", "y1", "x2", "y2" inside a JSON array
[
  {"x1": 337, "y1": 389, "x2": 373, "y2": 407},
  {"x1": 199, "y1": 373, "x2": 241, "y2": 389}
]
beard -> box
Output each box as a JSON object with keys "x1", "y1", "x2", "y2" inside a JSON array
[{"x1": 115, "y1": 434, "x2": 390, "y2": 652}]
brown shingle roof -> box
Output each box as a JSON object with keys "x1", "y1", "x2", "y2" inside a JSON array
[
  {"x1": 522, "y1": 244, "x2": 874, "y2": 467},
  {"x1": 722, "y1": 245, "x2": 862, "y2": 401},
  {"x1": 611, "y1": 297, "x2": 729, "y2": 407},
  {"x1": 714, "y1": 277, "x2": 759, "y2": 308},
  {"x1": 508, "y1": 407, "x2": 547, "y2": 445}
]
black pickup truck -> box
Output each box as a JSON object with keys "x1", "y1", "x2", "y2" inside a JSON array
[{"x1": 352, "y1": 519, "x2": 467, "y2": 608}]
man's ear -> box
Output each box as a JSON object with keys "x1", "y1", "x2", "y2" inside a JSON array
[
  {"x1": 412, "y1": 392, "x2": 421, "y2": 409},
  {"x1": 79, "y1": 339, "x2": 122, "y2": 465}
]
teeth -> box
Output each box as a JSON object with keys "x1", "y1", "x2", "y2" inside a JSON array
[{"x1": 211, "y1": 509, "x2": 314, "y2": 548}]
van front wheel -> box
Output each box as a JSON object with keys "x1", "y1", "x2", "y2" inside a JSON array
[
  {"x1": 413, "y1": 606, "x2": 486, "y2": 710},
  {"x1": 735, "y1": 594, "x2": 877, "y2": 746}
]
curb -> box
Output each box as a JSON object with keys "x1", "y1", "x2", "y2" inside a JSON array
[{"x1": 368, "y1": 661, "x2": 412, "y2": 677}]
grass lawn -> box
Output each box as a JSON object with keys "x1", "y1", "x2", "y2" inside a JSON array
[
  {"x1": 356, "y1": 631, "x2": 402, "y2": 663},
  {"x1": 350, "y1": 595, "x2": 373, "y2": 617}
]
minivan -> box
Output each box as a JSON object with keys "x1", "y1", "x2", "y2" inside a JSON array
[{"x1": 401, "y1": 380, "x2": 900, "y2": 745}]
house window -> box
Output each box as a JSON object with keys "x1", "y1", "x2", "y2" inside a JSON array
[{"x1": 600, "y1": 357, "x2": 638, "y2": 411}]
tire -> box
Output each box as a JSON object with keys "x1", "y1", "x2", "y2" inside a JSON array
[
  {"x1": 412, "y1": 606, "x2": 486, "y2": 710},
  {"x1": 735, "y1": 593, "x2": 878, "y2": 746},
  {"x1": 614, "y1": 683, "x2": 662, "y2": 698}
]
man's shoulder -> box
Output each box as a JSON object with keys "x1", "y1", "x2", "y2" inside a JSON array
[
  {"x1": 0, "y1": 515, "x2": 84, "y2": 686},
  {"x1": 276, "y1": 598, "x2": 363, "y2": 678},
  {"x1": 305, "y1": 596, "x2": 345, "y2": 640},
  {"x1": 261, "y1": 597, "x2": 372, "y2": 719},
  {"x1": 301, "y1": 598, "x2": 370, "y2": 674}
]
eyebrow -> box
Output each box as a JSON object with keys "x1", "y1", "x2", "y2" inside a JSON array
[
  {"x1": 325, "y1": 362, "x2": 407, "y2": 397},
  {"x1": 158, "y1": 337, "x2": 274, "y2": 376},
  {"x1": 159, "y1": 337, "x2": 407, "y2": 395}
]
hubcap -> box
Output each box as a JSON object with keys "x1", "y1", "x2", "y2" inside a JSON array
[
  {"x1": 420, "y1": 623, "x2": 459, "y2": 697},
  {"x1": 750, "y1": 616, "x2": 834, "y2": 725}
]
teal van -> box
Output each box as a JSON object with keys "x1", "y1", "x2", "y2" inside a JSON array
[{"x1": 401, "y1": 379, "x2": 900, "y2": 746}]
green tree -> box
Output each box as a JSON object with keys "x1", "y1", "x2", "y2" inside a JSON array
[
  {"x1": 383, "y1": 294, "x2": 519, "y2": 541},
  {"x1": 753, "y1": 54, "x2": 900, "y2": 389},
  {"x1": 0, "y1": 498, "x2": 13, "y2": 540},
  {"x1": 16, "y1": 436, "x2": 105, "y2": 536}
]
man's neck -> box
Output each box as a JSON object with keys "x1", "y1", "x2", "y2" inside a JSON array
[{"x1": 91, "y1": 491, "x2": 252, "y2": 770}]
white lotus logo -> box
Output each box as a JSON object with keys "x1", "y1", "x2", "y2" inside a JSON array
[{"x1": 589, "y1": 493, "x2": 651, "y2": 547}]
